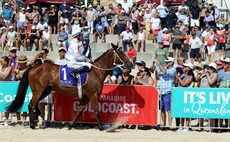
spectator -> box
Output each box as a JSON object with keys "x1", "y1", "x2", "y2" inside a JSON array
[
  {"x1": 157, "y1": 24, "x2": 163, "y2": 43},
  {"x1": 215, "y1": 25, "x2": 226, "y2": 58},
  {"x1": 81, "y1": 40, "x2": 92, "y2": 61},
  {"x1": 135, "y1": 27, "x2": 146, "y2": 52},
  {"x1": 8, "y1": 47, "x2": 19, "y2": 81},
  {"x1": 204, "y1": 10, "x2": 215, "y2": 27},
  {"x1": 8, "y1": 18, "x2": 16, "y2": 31},
  {"x1": 93, "y1": 19, "x2": 105, "y2": 43},
  {"x1": 6, "y1": 25, "x2": 17, "y2": 48},
  {"x1": 175, "y1": 62, "x2": 194, "y2": 132},
  {"x1": 200, "y1": 4, "x2": 208, "y2": 28},
  {"x1": 178, "y1": 1, "x2": 188, "y2": 11},
  {"x1": 54, "y1": 47, "x2": 67, "y2": 65},
  {"x1": 161, "y1": 28, "x2": 171, "y2": 50},
  {"x1": 189, "y1": 31, "x2": 203, "y2": 64},
  {"x1": 106, "y1": 3, "x2": 116, "y2": 34},
  {"x1": 165, "y1": 8, "x2": 178, "y2": 32},
  {"x1": 82, "y1": 26, "x2": 90, "y2": 44},
  {"x1": 2, "y1": 3, "x2": 13, "y2": 26},
  {"x1": 134, "y1": 66, "x2": 154, "y2": 86},
  {"x1": 42, "y1": 7, "x2": 49, "y2": 24},
  {"x1": 143, "y1": 8, "x2": 152, "y2": 35},
  {"x1": 59, "y1": 0, "x2": 70, "y2": 31},
  {"x1": 120, "y1": 27, "x2": 133, "y2": 52},
  {"x1": 171, "y1": 25, "x2": 183, "y2": 58},
  {"x1": 150, "y1": 13, "x2": 161, "y2": 43},
  {"x1": 72, "y1": 9, "x2": 82, "y2": 26},
  {"x1": 118, "y1": 64, "x2": 134, "y2": 85},
  {"x1": 0, "y1": 56, "x2": 12, "y2": 126},
  {"x1": 206, "y1": 28, "x2": 216, "y2": 62},
  {"x1": 216, "y1": 60, "x2": 224, "y2": 72},
  {"x1": 0, "y1": 27, "x2": 7, "y2": 50},
  {"x1": 155, "y1": 57, "x2": 176, "y2": 127},
  {"x1": 157, "y1": 1, "x2": 168, "y2": 26},
  {"x1": 36, "y1": 19, "x2": 49, "y2": 36},
  {"x1": 135, "y1": 60, "x2": 146, "y2": 78},
  {"x1": 176, "y1": 57, "x2": 185, "y2": 76},
  {"x1": 127, "y1": 43, "x2": 137, "y2": 69},
  {"x1": 193, "y1": 62, "x2": 204, "y2": 87},
  {"x1": 57, "y1": 26, "x2": 68, "y2": 50},
  {"x1": 87, "y1": 5, "x2": 95, "y2": 34},
  {"x1": 27, "y1": 25, "x2": 40, "y2": 51},
  {"x1": 130, "y1": 5, "x2": 140, "y2": 34},
  {"x1": 121, "y1": 0, "x2": 132, "y2": 14},
  {"x1": 189, "y1": 2, "x2": 201, "y2": 28},
  {"x1": 39, "y1": 26, "x2": 51, "y2": 51},
  {"x1": 213, "y1": 5, "x2": 220, "y2": 20},
  {"x1": 16, "y1": 27, "x2": 27, "y2": 51},
  {"x1": 117, "y1": 10, "x2": 129, "y2": 35},
  {"x1": 30, "y1": 7, "x2": 40, "y2": 25},
  {"x1": 154, "y1": 42, "x2": 169, "y2": 66},
  {"x1": 48, "y1": 5, "x2": 57, "y2": 34},
  {"x1": 98, "y1": 6, "x2": 108, "y2": 34},
  {"x1": 14, "y1": 54, "x2": 29, "y2": 126},
  {"x1": 80, "y1": 5, "x2": 87, "y2": 27}
]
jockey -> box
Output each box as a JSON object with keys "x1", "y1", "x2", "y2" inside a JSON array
[{"x1": 65, "y1": 28, "x2": 92, "y2": 79}]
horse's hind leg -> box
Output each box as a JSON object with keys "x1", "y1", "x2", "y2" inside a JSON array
[
  {"x1": 28, "y1": 94, "x2": 41, "y2": 129},
  {"x1": 68, "y1": 95, "x2": 89, "y2": 130},
  {"x1": 90, "y1": 94, "x2": 103, "y2": 131}
]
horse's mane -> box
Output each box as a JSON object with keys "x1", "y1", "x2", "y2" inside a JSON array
[{"x1": 93, "y1": 49, "x2": 112, "y2": 62}]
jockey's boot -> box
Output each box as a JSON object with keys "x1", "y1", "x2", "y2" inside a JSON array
[{"x1": 70, "y1": 66, "x2": 89, "y2": 79}]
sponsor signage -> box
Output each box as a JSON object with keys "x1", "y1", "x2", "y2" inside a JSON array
[{"x1": 172, "y1": 88, "x2": 230, "y2": 119}]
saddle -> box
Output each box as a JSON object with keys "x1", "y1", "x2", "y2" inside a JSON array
[{"x1": 60, "y1": 65, "x2": 87, "y2": 87}]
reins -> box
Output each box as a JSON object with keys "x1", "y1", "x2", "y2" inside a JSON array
[{"x1": 91, "y1": 48, "x2": 125, "y2": 71}]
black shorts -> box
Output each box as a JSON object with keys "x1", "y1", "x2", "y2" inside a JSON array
[
  {"x1": 219, "y1": 43, "x2": 226, "y2": 50},
  {"x1": 190, "y1": 48, "x2": 200, "y2": 59},
  {"x1": 163, "y1": 45, "x2": 170, "y2": 48},
  {"x1": 30, "y1": 37, "x2": 38, "y2": 43},
  {"x1": 172, "y1": 44, "x2": 182, "y2": 50}
]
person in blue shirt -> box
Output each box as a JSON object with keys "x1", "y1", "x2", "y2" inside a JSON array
[
  {"x1": 59, "y1": 0, "x2": 70, "y2": 31},
  {"x1": 57, "y1": 26, "x2": 68, "y2": 50},
  {"x1": 93, "y1": 19, "x2": 105, "y2": 43},
  {"x1": 2, "y1": 3, "x2": 13, "y2": 26}
]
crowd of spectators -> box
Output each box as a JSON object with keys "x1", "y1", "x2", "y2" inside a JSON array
[{"x1": 0, "y1": 0, "x2": 230, "y2": 132}]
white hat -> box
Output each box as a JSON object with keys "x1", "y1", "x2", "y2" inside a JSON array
[
  {"x1": 9, "y1": 47, "x2": 18, "y2": 51},
  {"x1": 27, "y1": 7, "x2": 30, "y2": 10},
  {"x1": 9, "y1": 26, "x2": 13, "y2": 29},
  {"x1": 81, "y1": 5, "x2": 85, "y2": 8},
  {"x1": 208, "y1": 62, "x2": 217, "y2": 70},
  {"x1": 221, "y1": 58, "x2": 230, "y2": 63},
  {"x1": 4, "y1": 3, "x2": 8, "y2": 6},
  {"x1": 70, "y1": 6, "x2": 74, "y2": 9},
  {"x1": 72, "y1": 28, "x2": 82, "y2": 37},
  {"x1": 58, "y1": 47, "x2": 66, "y2": 52},
  {"x1": 163, "y1": 28, "x2": 168, "y2": 32},
  {"x1": 32, "y1": 25, "x2": 36, "y2": 30},
  {"x1": 165, "y1": 57, "x2": 175, "y2": 62},
  {"x1": 88, "y1": 4, "x2": 92, "y2": 8},
  {"x1": 183, "y1": 62, "x2": 194, "y2": 69},
  {"x1": 0, "y1": 27, "x2": 6, "y2": 30},
  {"x1": 21, "y1": 7, "x2": 25, "y2": 11}
]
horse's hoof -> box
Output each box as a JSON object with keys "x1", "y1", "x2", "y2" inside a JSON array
[{"x1": 67, "y1": 123, "x2": 73, "y2": 130}]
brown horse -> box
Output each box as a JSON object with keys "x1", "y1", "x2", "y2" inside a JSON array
[{"x1": 6, "y1": 43, "x2": 132, "y2": 130}]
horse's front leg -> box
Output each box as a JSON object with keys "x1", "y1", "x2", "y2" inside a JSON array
[{"x1": 90, "y1": 94, "x2": 103, "y2": 131}]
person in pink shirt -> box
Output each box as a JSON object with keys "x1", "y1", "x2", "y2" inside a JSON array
[{"x1": 161, "y1": 28, "x2": 171, "y2": 50}]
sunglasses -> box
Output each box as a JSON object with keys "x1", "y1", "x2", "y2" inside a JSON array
[{"x1": 10, "y1": 50, "x2": 17, "y2": 53}]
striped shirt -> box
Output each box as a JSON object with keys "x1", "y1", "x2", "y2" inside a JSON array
[{"x1": 158, "y1": 67, "x2": 176, "y2": 94}]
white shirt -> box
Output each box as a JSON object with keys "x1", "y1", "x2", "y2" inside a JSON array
[
  {"x1": 189, "y1": 36, "x2": 203, "y2": 49},
  {"x1": 43, "y1": 30, "x2": 50, "y2": 40},
  {"x1": 150, "y1": 17, "x2": 161, "y2": 30},
  {"x1": 122, "y1": 2, "x2": 131, "y2": 13},
  {"x1": 19, "y1": 12, "x2": 26, "y2": 22},
  {"x1": 157, "y1": 5, "x2": 168, "y2": 18},
  {"x1": 36, "y1": 22, "x2": 49, "y2": 31},
  {"x1": 178, "y1": 5, "x2": 188, "y2": 11},
  {"x1": 120, "y1": 31, "x2": 133, "y2": 41},
  {"x1": 201, "y1": 30, "x2": 209, "y2": 45},
  {"x1": 55, "y1": 58, "x2": 67, "y2": 65},
  {"x1": 65, "y1": 38, "x2": 86, "y2": 62}
]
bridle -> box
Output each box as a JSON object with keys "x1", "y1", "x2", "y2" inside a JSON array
[{"x1": 91, "y1": 48, "x2": 125, "y2": 71}]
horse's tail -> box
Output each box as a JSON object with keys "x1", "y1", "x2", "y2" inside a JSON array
[{"x1": 6, "y1": 67, "x2": 32, "y2": 112}]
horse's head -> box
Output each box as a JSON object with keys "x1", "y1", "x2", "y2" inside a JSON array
[{"x1": 111, "y1": 43, "x2": 132, "y2": 69}]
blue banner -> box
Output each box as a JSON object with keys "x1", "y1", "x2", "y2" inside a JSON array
[
  {"x1": 172, "y1": 88, "x2": 230, "y2": 119},
  {"x1": 0, "y1": 82, "x2": 32, "y2": 112}
]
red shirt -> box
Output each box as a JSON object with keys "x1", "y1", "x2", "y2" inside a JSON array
[
  {"x1": 216, "y1": 29, "x2": 226, "y2": 43},
  {"x1": 127, "y1": 48, "x2": 137, "y2": 58}
]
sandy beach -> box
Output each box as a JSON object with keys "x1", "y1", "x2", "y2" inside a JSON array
[{"x1": 0, "y1": 125, "x2": 229, "y2": 142}]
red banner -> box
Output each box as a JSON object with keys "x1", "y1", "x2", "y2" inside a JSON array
[{"x1": 54, "y1": 85, "x2": 158, "y2": 125}]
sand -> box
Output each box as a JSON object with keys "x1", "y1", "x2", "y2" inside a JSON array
[{"x1": 0, "y1": 125, "x2": 229, "y2": 142}]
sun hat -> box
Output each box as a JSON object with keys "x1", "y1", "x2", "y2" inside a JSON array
[
  {"x1": 215, "y1": 60, "x2": 223, "y2": 66},
  {"x1": 163, "y1": 28, "x2": 168, "y2": 32},
  {"x1": 72, "y1": 28, "x2": 82, "y2": 38},
  {"x1": 58, "y1": 47, "x2": 66, "y2": 52},
  {"x1": 16, "y1": 54, "x2": 29, "y2": 63},
  {"x1": 88, "y1": 4, "x2": 92, "y2": 8},
  {"x1": 194, "y1": 62, "x2": 204, "y2": 69},
  {"x1": 4, "y1": 3, "x2": 9, "y2": 6},
  {"x1": 9, "y1": 26, "x2": 13, "y2": 29},
  {"x1": 165, "y1": 57, "x2": 175, "y2": 62},
  {"x1": 208, "y1": 62, "x2": 217, "y2": 70},
  {"x1": 183, "y1": 62, "x2": 194, "y2": 69},
  {"x1": 220, "y1": 58, "x2": 230, "y2": 63},
  {"x1": 9, "y1": 47, "x2": 18, "y2": 51}
]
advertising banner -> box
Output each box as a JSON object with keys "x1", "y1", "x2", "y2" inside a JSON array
[
  {"x1": 54, "y1": 85, "x2": 158, "y2": 125},
  {"x1": 0, "y1": 82, "x2": 32, "y2": 112},
  {"x1": 172, "y1": 88, "x2": 230, "y2": 119}
]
